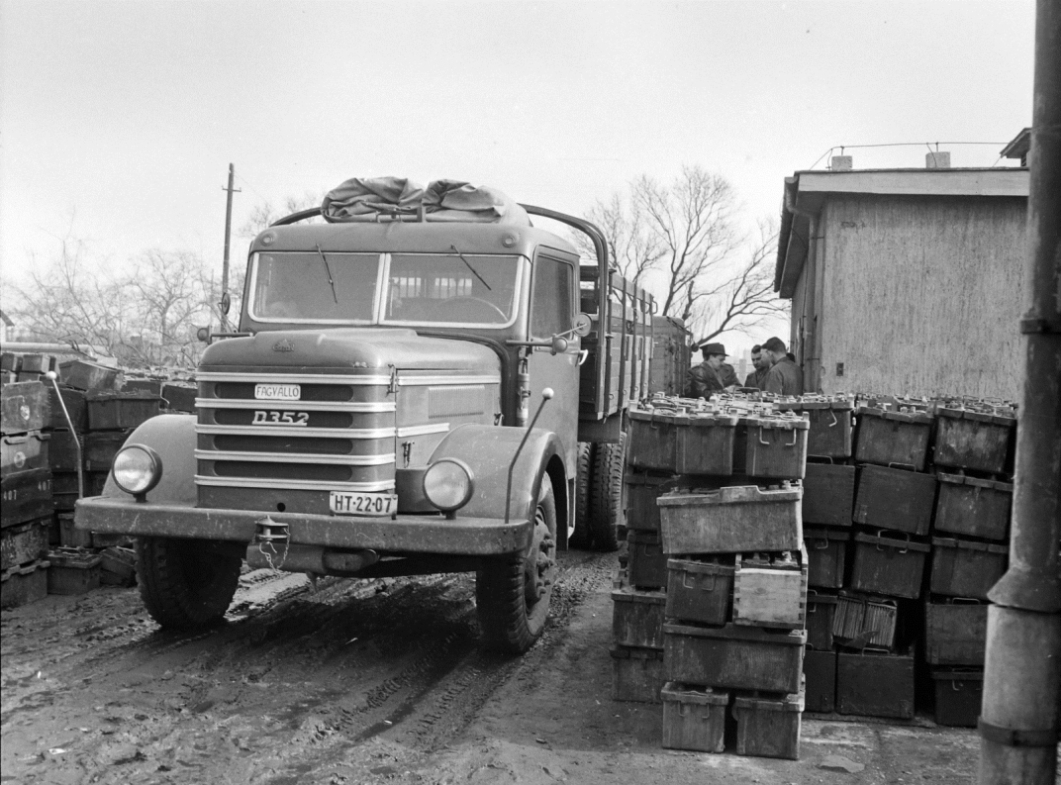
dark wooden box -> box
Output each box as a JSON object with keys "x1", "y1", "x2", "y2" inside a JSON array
[
  {"x1": 837, "y1": 650, "x2": 915, "y2": 719},
  {"x1": 47, "y1": 385, "x2": 88, "y2": 431},
  {"x1": 675, "y1": 414, "x2": 738, "y2": 476},
  {"x1": 733, "y1": 688, "x2": 804, "y2": 760},
  {"x1": 850, "y1": 532, "x2": 929, "y2": 600},
  {"x1": 84, "y1": 429, "x2": 133, "y2": 472},
  {"x1": 1, "y1": 432, "x2": 50, "y2": 479},
  {"x1": 663, "y1": 622, "x2": 806, "y2": 694},
  {"x1": 803, "y1": 648, "x2": 837, "y2": 713},
  {"x1": 1, "y1": 469, "x2": 53, "y2": 529},
  {"x1": 47, "y1": 548, "x2": 102, "y2": 595},
  {"x1": 934, "y1": 473, "x2": 1011, "y2": 542},
  {"x1": 1, "y1": 518, "x2": 50, "y2": 571},
  {"x1": 930, "y1": 537, "x2": 1008, "y2": 600},
  {"x1": 805, "y1": 526, "x2": 849, "y2": 589},
  {"x1": 611, "y1": 646, "x2": 664, "y2": 703},
  {"x1": 661, "y1": 682, "x2": 728, "y2": 753},
  {"x1": 931, "y1": 669, "x2": 983, "y2": 727},
  {"x1": 625, "y1": 470, "x2": 678, "y2": 533},
  {"x1": 658, "y1": 485, "x2": 803, "y2": 555},
  {"x1": 161, "y1": 382, "x2": 197, "y2": 413},
  {"x1": 802, "y1": 463, "x2": 855, "y2": 527},
  {"x1": 805, "y1": 591, "x2": 839, "y2": 651},
  {"x1": 855, "y1": 408, "x2": 934, "y2": 471},
  {"x1": 122, "y1": 378, "x2": 164, "y2": 396},
  {"x1": 734, "y1": 416, "x2": 809, "y2": 480},
  {"x1": 853, "y1": 464, "x2": 937, "y2": 536},
  {"x1": 665, "y1": 558, "x2": 734, "y2": 626},
  {"x1": 627, "y1": 530, "x2": 667, "y2": 590},
  {"x1": 925, "y1": 600, "x2": 988, "y2": 667},
  {"x1": 1, "y1": 381, "x2": 51, "y2": 435},
  {"x1": 832, "y1": 591, "x2": 898, "y2": 650},
  {"x1": 87, "y1": 392, "x2": 163, "y2": 431},
  {"x1": 627, "y1": 409, "x2": 678, "y2": 472},
  {"x1": 612, "y1": 585, "x2": 666, "y2": 649},
  {"x1": 934, "y1": 408, "x2": 1014, "y2": 475},
  {"x1": 58, "y1": 359, "x2": 119, "y2": 392},
  {"x1": 0, "y1": 561, "x2": 49, "y2": 608},
  {"x1": 779, "y1": 399, "x2": 854, "y2": 460}
]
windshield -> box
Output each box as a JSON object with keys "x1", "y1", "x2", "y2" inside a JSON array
[
  {"x1": 250, "y1": 252, "x2": 380, "y2": 323},
  {"x1": 383, "y1": 253, "x2": 520, "y2": 326},
  {"x1": 248, "y1": 251, "x2": 521, "y2": 327}
]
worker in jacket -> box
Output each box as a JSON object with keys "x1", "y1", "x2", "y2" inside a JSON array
[
  {"x1": 744, "y1": 344, "x2": 769, "y2": 389},
  {"x1": 686, "y1": 342, "x2": 739, "y2": 398},
  {"x1": 761, "y1": 336, "x2": 804, "y2": 395}
]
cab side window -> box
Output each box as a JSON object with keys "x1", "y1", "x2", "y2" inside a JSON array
[{"x1": 531, "y1": 256, "x2": 574, "y2": 340}]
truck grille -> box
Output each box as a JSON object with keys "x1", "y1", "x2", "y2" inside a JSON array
[{"x1": 194, "y1": 371, "x2": 397, "y2": 494}]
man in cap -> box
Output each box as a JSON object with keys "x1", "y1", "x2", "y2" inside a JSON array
[
  {"x1": 744, "y1": 344, "x2": 769, "y2": 389},
  {"x1": 761, "y1": 336, "x2": 804, "y2": 395},
  {"x1": 686, "y1": 341, "x2": 739, "y2": 398}
]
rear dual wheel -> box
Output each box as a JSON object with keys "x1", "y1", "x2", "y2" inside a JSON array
[{"x1": 571, "y1": 433, "x2": 626, "y2": 553}]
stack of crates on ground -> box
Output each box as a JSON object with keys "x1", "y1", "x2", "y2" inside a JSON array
[
  {"x1": 1, "y1": 373, "x2": 54, "y2": 607},
  {"x1": 925, "y1": 400, "x2": 1015, "y2": 727},
  {"x1": 621, "y1": 393, "x2": 810, "y2": 760}
]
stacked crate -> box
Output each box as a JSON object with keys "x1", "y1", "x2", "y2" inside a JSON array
[
  {"x1": 1, "y1": 378, "x2": 54, "y2": 607},
  {"x1": 924, "y1": 402, "x2": 1015, "y2": 727},
  {"x1": 626, "y1": 396, "x2": 809, "y2": 760}
]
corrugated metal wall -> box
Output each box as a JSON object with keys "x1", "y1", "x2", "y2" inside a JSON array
[{"x1": 814, "y1": 195, "x2": 1026, "y2": 400}]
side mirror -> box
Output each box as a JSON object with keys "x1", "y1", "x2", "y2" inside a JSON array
[
  {"x1": 550, "y1": 336, "x2": 569, "y2": 355},
  {"x1": 573, "y1": 313, "x2": 592, "y2": 337},
  {"x1": 197, "y1": 326, "x2": 211, "y2": 344},
  {"x1": 220, "y1": 292, "x2": 231, "y2": 316}
]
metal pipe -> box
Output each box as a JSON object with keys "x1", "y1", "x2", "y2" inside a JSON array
[
  {"x1": 504, "y1": 388, "x2": 554, "y2": 524},
  {"x1": 45, "y1": 372, "x2": 84, "y2": 499},
  {"x1": 980, "y1": 0, "x2": 1061, "y2": 781}
]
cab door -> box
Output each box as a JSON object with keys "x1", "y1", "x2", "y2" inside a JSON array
[{"x1": 525, "y1": 251, "x2": 580, "y2": 475}]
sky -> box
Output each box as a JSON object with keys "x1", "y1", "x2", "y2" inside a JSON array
[{"x1": 0, "y1": 0, "x2": 1036, "y2": 354}]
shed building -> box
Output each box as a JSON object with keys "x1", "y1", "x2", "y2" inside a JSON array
[{"x1": 774, "y1": 162, "x2": 1029, "y2": 401}]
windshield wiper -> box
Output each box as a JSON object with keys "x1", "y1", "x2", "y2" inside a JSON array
[
  {"x1": 450, "y1": 245, "x2": 492, "y2": 291},
  {"x1": 316, "y1": 244, "x2": 339, "y2": 303}
]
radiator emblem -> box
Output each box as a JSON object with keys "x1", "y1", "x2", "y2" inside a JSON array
[{"x1": 272, "y1": 339, "x2": 295, "y2": 353}]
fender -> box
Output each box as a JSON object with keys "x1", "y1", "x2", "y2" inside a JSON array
[
  {"x1": 99, "y1": 414, "x2": 198, "y2": 504},
  {"x1": 428, "y1": 424, "x2": 567, "y2": 531}
]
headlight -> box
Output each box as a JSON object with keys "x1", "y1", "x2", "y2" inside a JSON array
[
  {"x1": 422, "y1": 459, "x2": 474, "y2": 513},
  {"x1": 112, "y1": 444, "x2": 163, "y2": 497}
]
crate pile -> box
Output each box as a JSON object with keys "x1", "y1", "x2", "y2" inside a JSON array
[
  {"x1": 615, "y1": 395, "x2": 809, "y2": 760},
  {"x1": 0, "y1": 352, "x2": 178, "y2": 606}
]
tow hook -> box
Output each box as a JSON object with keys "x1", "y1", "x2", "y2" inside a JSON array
[{"x1": 255, "y1": 516, "x2": 290, "y2": 571}]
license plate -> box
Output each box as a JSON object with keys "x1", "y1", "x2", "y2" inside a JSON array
[
  {"x1": 330, "y1": 492, "x2": 398, "y2": 517},
  {"x1": 255, "y1": 383, "x2": 301, "y2": 401}
]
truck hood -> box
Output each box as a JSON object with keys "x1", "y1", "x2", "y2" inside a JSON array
[{"x1": 200, "y1": 328, "x2": 500, "y2": 375}]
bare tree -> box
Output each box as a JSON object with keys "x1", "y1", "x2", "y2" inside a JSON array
[
  {"x1": 239, "y1": 191, "x2": 324, "y2": 238},
  {"x1": 574, "y1": 193, "x2": 665, "y2": 287}
]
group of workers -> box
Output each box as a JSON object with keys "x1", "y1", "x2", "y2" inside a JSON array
[{"x1": 686, "y1": 336, "x2": 804, "y2": 398}]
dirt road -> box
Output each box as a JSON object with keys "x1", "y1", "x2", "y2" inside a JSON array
[{"x1": 1, "y1": 549, "x2": 979, "y2": 785}]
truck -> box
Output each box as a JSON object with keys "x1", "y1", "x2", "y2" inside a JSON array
[{"x1": 76, "y1": 179, "x2": 671, "y2": 654}]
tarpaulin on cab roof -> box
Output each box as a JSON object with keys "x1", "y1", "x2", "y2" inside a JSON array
[{"x1": 320, "y1": 176, "x2": 530, "y2": 226}]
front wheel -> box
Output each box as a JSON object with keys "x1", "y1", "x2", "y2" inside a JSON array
[
  {"x1": 589, "y1": 432, "x2": 626, "y2": 552},
  {"x1": 476, "y1": 475, "x2": 558, "y2": 654},
  {"x1": 136, "y1": 536, "x2": 242, "y2": 629}
]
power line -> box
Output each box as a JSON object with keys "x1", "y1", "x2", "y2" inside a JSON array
[{"x1": 808, "y1": 141, "x2": 1011, "y2": 170}]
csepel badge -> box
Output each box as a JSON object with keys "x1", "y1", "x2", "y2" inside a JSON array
[{"x1": 272, "y1": 339, "x2": 295, "y2": 353}]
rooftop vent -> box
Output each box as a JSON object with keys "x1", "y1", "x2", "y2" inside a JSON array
[
  {"x1": 926, "y1": 151, "x2": 951, "y2": 169},
  {"x1": 830, "y1": 155, "x2": 853, "y2": 171}
]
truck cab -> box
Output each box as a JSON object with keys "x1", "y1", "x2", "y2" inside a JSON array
[{"x1": 76, "y1": 182, "x2": 656, "y2": 654}]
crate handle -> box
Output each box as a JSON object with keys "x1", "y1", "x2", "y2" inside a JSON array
[
  {"x1": 951, "y1": 596, "x2": 982, "y2": 605},
  {"x1": 813, "y1": 538, "x2": 830, "y2": 550},
  {"x1": 808, "y1": 455, "x2": 835, "y2": 464},
  {"x1": 828, "y1": 410, "x2": 839, "y2": 427},
  {"x1": 685, "y1": 571, "x2": 717, "y2": 591},
  {"x1": 786, "y1": 429, "x2": 799, "y2": 447},
  {"x1": 758, "y1": 427, "x2": 771, "y2": 446},
  {"x1": 887, "y1": 461, "x2": 917, "y2": 472}
]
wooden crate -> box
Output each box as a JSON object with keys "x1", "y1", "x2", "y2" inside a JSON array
[
  {"x1": 930, "y1": 537, "x2": 1008, "y2": 600},
  {"x1": 625, "y1": 470, "x2": 679, "y2": 533},
  {"x1": 934, "y1": 407, "x2": 1014, "y2": 474},
  {"x1": 733, "y1": 687, "x2": 804, "y2": 760},
  {"x1": 47, "y1": 385, "x2": 88, "y2": 431},
  {"x1": 612, "y1": 585, "x2": 666, "y2": 649},
  {"x1": 804, "y1": 526, "x2": 849, "y2": 589},
  {"x1": 47, "y1": 548, "x2": 102, "y2": 595},
  {"x1": 832, "y1": 591, "x2": 898, "y2": 650},
  {"x1": 803, "y1": 649, "x2": 837, "y2": 713},
  {"x1": 1, "y1": 469, "x2": 53, "y2": 529},
  {"x1": 161, "y1": 382, "x2": 197, "y2": 413},
  {"x1": 58, "y1": 359, "x2": 119, "y2": 392},
  {"x1": 931, "y1": 669, "x2": 984, "y2": 728},
  {"x1": 658, "y1": 485, "x2": 803, "y2": 555},
  {"x1": 0, "y1": 518, "x2": 50, "y2": 572},
  {"x1": 778, "y1": 399, "x2": 854, "y2": 460},
  {"x1": 1, "y1": 432, "x2": 50, "y2": 479},
  {"x1": 850, "y1": 532, "x2": 930, "y2": 600},
  {"x1": 86, "y1": 392, "x2": 163, "y2": 431},
  {"x1": 58, "y1": 513, "x2": 93, "y2": 549},
  {"x1": 853, "y1": 464, "x2": 937, "y2": 537},
  {"x1": 665, "y1": 558, "x2": 734, "y2": 626},
  {"x1": 934, "y1": 473, "x2": 1011, "y2": 542},
  {"x1": 663, "y1": 622, "x2": 806, "y2": 694},
  {"x1": 854, "y1": 407, "x2": 934, "y2": 471},
  {"x1": 84, "y1": 429, "x2": 133, "y2": 472},
  {"x1": 627, "y1": 530, "x2": 666, "y2": 590},
  {"x1": 0, "y1": 560, "x2": 49, "y2": 608},
  {"x1": 925, "y1": 600, "x2": 988, "y2": 667},
  {"x1": 48, "y1": 430, "x2": 81, "y2": 473},
  {"x1": 802, "y1": 462, "x2": 855, "y2": 527},
  {"x1": 732, "y1": 548, "x2": 807, "y2": 630},
  {"x1": 805, "y1": 591, "x2": 839, "y2": 651},
  {"x1": 611, "y1": 646, "x2": 664, "y2": 703},
  {"x1": 837, "y1": 649, "x2": 915, "y2": 719},
  {"x1": 1, "y1": 381, "x2": 51, "y2": 435},
  {"x1": 661, "y1": 682, "x2": 728, "y2": 753},
  {"x1": 734, "y1": 415, "x2": 809, "y2": 479},
  {"x1": 675, "y1": 413, "x2": 739, "y2": 476},
  {"x1": 627, "y1": 409, "x2": 678, "y2": 472}
]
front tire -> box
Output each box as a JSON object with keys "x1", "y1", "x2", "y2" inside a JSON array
[
  {"x1": 136, "y1": 536, "x2": 241, "y2": 629},
  {"x1": 476, "y1": 475, "x2": 558, "y2": 654},
  {"x1": 588, "y1": 432, "x2": 626, "y2": 552}
]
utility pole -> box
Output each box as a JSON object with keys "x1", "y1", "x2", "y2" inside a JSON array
[{"x1": 221, "y1": 163, "x2": 241, "y2": 332}]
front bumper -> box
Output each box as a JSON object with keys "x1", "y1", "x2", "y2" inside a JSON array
[{"x1": 74, "y1": 496, "x2": 531, "y2": 556}]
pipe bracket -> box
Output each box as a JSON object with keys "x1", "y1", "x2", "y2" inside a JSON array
[
  {"x1": 979, "y1": 718, "x2": 1059, "y2": 748},
  {"x1": 988, "y1": 564, "x2": 1061, "y2": 613}
]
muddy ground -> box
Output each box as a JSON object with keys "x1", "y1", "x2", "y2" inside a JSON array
[{"x1": 2, "y1": 549, "x2": 980, "y2": 785}]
